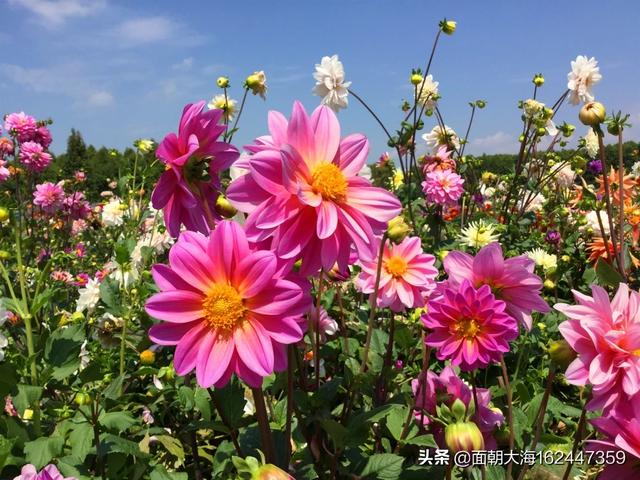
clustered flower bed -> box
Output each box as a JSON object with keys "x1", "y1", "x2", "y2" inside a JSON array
[{"x1": 1, "y1": 17, "x2": 639, "y2": 480}]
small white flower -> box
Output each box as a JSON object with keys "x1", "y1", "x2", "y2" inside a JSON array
[
  {"x1": 75, "y1": 278, "x2": 101, "y2": 313},
  {"x1": 422, "y1": 125, "x2": 460, "y2": 152},
  {"x1": 526, "y1": 248, "x2": 558, "y2": 272},
  {"x1": 631, "y1": 161, "x2": 640, "y2": 178},
  {"x1": 102, "y1": 197, "x2": 125, "y2": 227},
  {"x1": 131, "y1": 230, "x2": 173, "y2": 268},
  {"x1": 459, "y1": 220, "x2": 500, "y2": 248},
  {"x1": 359, "y1": 164, "x2": 372, "y2": 181},
  {"x1": 106, "y1": 260, "x2": 139, "y2": 289},
  {"x1": 312, "y1": 55, "x2": 351, "y2": 112},
  {"x1": 584, "y1": 129, "x2": 599, "y2": 158},
  {"x1": 208, "y1": 95, "x2": 237, "y2": 120},
  {"x1": 518, "y1": 191, "x2": 546, "y2": 213},
  {"x1": 142, "y1": 406, "x2": 155, "y2": 425},
  {"x1": 583, "y1": 210, "x2": 610, "y2": 236},
  {"x1": 416, "y1": 74, "x2": 439, "y2": 109},
  {"x1": 523, "y1": 99, "x2": 545, "y2": 118},
  {"x1": 545, "y1": 119, "x2": 558, "y2": 137},
  {"x1": 555, "y1": 164, "x2": 576, "y2": 189},
  {"x1": 79, "y1": 340, "x2": 90, "y2": 370},
  {"x1": 567, "y1": 55, "x2": 602, "y2": 105}
]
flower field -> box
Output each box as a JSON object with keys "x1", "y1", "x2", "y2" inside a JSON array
[{"x1": 2, "y1": 16, "x2": 640, "y2": 480}]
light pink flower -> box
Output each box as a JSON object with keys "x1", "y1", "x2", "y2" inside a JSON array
[
  {"x1": 356, "y1": 236, "x2": 438, "y2": 311},
  {"x1": 0, "y1": 160, "x2": 9, "y2": 182},
  {"x1": 151, "y1": 101, "x2": 239, "y2": 237},
  {"x1": 555, "y1": 283, "x2": 640, "y2": 413},
  {"x1": 412, "y1": 366, "x2": 504, "y2": 449},
  {"x1": 71, "y1": 219, "x2": 88, "y2": 235},
  {"x1": 146, "y1": 221, "x2": 311, "y2": 388},
  {"x1": 33, "y1": 181, "x2": 65, "y2": 213},
  {"x1": 226, "y1": 101, "x2": 401, "y2": 275},
  {"x1": 422, "y1": 169, "x2": 464, "y2": 205},
  {"x1": 13, "y1": 464, "x2": 77, "y2": 480},
  {"x1": 307, "y1": 306, "x2": 338, "y2": 344},
  {"x1": 422, "y1": 145, "x2": 456, "y2": 173},
  {"x1": 74, "y1": 171, "x2": 86, "y2": 182},
  {"x1": 4, "y1": 112, "x2": 37, "y2": 143},
  {"x1": 19, "y1": 141, "x2": 52, "y2": 172},
  {"x1": 423, "y1": 280, "x2": 519, "y2": 371},
  {"x1": 0, "y1": 137, "x2": 14, "y2": 157},
  {"x1": 443, "y1": 242, "x2": 549, "y2": 330}
]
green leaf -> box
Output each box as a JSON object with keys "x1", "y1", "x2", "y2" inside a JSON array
[
  {"x1": 154, "y1": 435, "x2": 185, "y2": 461},
  {"x1": 0, "y1": 363, "x2": 18, "y2": 398},
  {"x1": 360, "y1": 453, "x2": 404, "y2": 480},
  {"x1": 0, "y1": 435, "x2": 12, "y2": 470},
  {"x1": 595, "y1": 259, "x2": 623, "y2": 287},
  {"x1": 194, "y1": 387, "x2": 211, "y2": 422},
  {"x1": 44, "y1": 323, "x2": 85, "y2": 380},
  {"x1": 98, "y1": 411, "x2": 136, "y2": 432},
  {"x1": 13, "y1": 384, "x2": 43, "y2": 416},
  {"x1": 99, "y1": 278, "x2": 122, "y2": 314},
  {"x1": 150, "y1": 465, "x2": 188, "y2": 480},
  {"x1": 103, "y1": 374, "x2": 125, "y2": 400},
  {"x1": 405, "y1": 434, "x2": 437, "y2": 447},
  {"x1": 321, "y1": 419, "x2": 347, "y2": 449},
  {"x1": 212, "y1": 380, "x2": 245, "y2": 428},
  {"x1": 24, "y1": 436, "x2": 64, "y2": 469},
  {"x1": 68, "y1": 422, "x2": 94, "y2": 461},
  {"x1": 386, "y1": 406, "x2": 407, "y2": 441}
]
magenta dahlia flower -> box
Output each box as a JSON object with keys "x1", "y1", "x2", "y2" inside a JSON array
[
  {"x1": 33, "y1": 181, "x2": 65, "y2": 214},
  {"x1": 587, "y1": 401, "x2": 640, "y2": 479},
  {"x1": 423, "y1": 280, "x2": 519, "y2": 371},
  {"x1": 0, "y1": 160, "x2": 9, "y2": 182},
  {"x1": 4, "y1": 112, "x2": 37, "y2": 143},
  {"x1": 145, "y1": 221, "x2": 311, "y2": 388},
  {"x1": 62, "y1": 192, "x2": 91, "y2": 220},
  {"x1": 356, "y1": 236, "x2": 438, "y2": 311},
  {"x1": 412, "y1": 366, "x2": 504, "y2": 449},
  {"x1": 555, "y1": 283, "x2": 640, "y2": 413},
  {"x1": 13, "y1": 464, "x2": 77, "y2": 480},
  {"x1": 18, "y1": 141, "x2": 52, "y2": 172},
  {"x1": 422, "y1": 168, "x2": 464, "y2": 205},
  {"x1": 33, "y1": 126, "x2": 52, "y2": 149},
  {"x1": 152, "y1": 101, "x2": 239, "y2": 237},
  {"x1": 226, "y1": 101, "x2": 401, "y2": 275},
  {"x1": 443, "y1": 242, "x2": 549, "y2": 330}
]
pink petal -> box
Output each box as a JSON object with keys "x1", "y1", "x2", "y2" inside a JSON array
[
  {"x1": 338, "y1": 133, "x2": 369, "y2": 177},
  {"x1": 234, "y1": 320, "x2": 274, "y2": 377},
  {"x1": 196, "y1": 332, "x2": 235, "y2": 388},
  {"x1": 317, "y1": 201, "x2": 338, "y2": 239},
  {"x1": 145, "y1": 290, "x2": 204, "y2": 322},
  {"x1": 235, "y1": 250, "x2": 277, "y2": 298}
]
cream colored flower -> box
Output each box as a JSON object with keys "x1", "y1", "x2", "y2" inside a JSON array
[
  {"x1": 584, "y1": 129, "x2": 599, "y2": 158},
  {"x1": 102, "y1": 197, "x2": 125, "y2": 227},
  {"x1": 422, "y1": 125, "x2": 460, "y2": 152},
  {"x1": 392, "y1": 170, "x2": 404, "y2": 190},
  {"x1": 459, "y1": 220, "x2": 500, "y2": 248},
  {"x1": 312, "y1": 55, "x2": 351, "y2": 112},
  {"x1": 208, "y1": 94, "x2": 237, "y2": 120},
  {"x1": 416, "y1": 74, "x2": 439, "y2": 109},
  {"x1": 526, "y1": 248, "x2": 557, "y2": 272},
  {"x1": 75, "y1": 278, "x2": 101, "y2": 313},
  {"x1": 567, "y1": 55, "x2": 602, "y2": 105},
  {"x1": 555, "y1": 164, "x2": 576, "y2": 189},
  {"x1": 523, "y1": 99, "x2": 544, "y2": 118}
]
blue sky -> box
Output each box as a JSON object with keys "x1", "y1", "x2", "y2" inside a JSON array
[{"x1": 1, "y1": 0, "x2": 639, "y2": 158}]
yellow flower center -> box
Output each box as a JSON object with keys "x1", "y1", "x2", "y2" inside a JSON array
[
  {"x1": 310, "y1": 163, "x2": 348, "y2": 202},
  {"x1": 202, "y1": 284, "x2": 247, "y2": 333},
  {"x1": 385, "y1": 255, "x2": 408, "y2": 278},
  {"x1": 632, "y1": 349, "x2": 640, "y2": 357},
  {"x1": 456, "y1": 318, "x2": 481, "y2": 340}
]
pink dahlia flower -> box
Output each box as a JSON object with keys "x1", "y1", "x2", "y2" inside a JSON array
[
  {"x1": 412, "y1": 366, "x2": 504, "y2": 449},
  {"x1": 33, "y1": 126, "x2": 52, "y2": 148},
  {"x1": 226, "y1": 101, "x2": 401, "y2": 275},
  {"x1": 587, "y1": 401, "x2": 640, "y2": 479},
  {"x1": 356, "y1": 236, "x2": 438, "y2": 311},
  {"x1": 152, "y1": 101, "x2": 239, "y2": 237},
  {"x1": 0, "y1": 137, "x2": 14, "y2": 157},
  {"x1": 62, "y1": 192, "x2": 91, "y2": 220},
  {"x1": 423, "y1": 279, "x2": 519, "y2": 371},
  {"x1": 555, "y1": 283, "x2": 640, "y2": 413},
  {"x1": 422, "y1": 168, "x2": 464, "y2": 205},
  {"x1": 307, "y1": 306, "x2": 339, "y2": 344},
  {"x1": 33, "y1": 181, "x2": 65, "y2": 214},
  {"x1": 422, "y1": 145, "x2": 456, "y2": 174},
  {"x1": 13, "y1": 464, "x2": 77, "y2": 480},
  {"x1": 0, "y1": 160, "x2": 9, "y2": 182},
  {"x1": 145, "y1": 221, "x2": 311, "y2": 388},
  {"x1": 18, "y1": 141, "x2": 52, "y2": 172},
  {"x1": 4, "y1": 112, "x2": 37, "y2": 143},
  {"x1": 443, "y1": 242, "x2": 549, "y2": 330}
]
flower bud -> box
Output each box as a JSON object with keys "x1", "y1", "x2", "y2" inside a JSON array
[
  {"x1": 445, "y1": 421, "x2": 484, "y2": 452},
  {"x1": 386, "y1": 216, "x2": 411, "y2": 243},
  {"x1": 139, "y1": 349, "x2": 156, "y2": 365},
  {"x1": 0, "y1": 207, "x2": 9, "y2": 223},
  {"x1": 410, "y1": 73, "x2": 423, "y2": 86},
  {"x1": 74, "y1": 392, "x2": 91, "y2": 406},
  {"x1": 451, "y1": 398, "x2": 467, "y2": 422},
  {"x1": 245, "y1": 71, "x2": 267, "y2": 99},
  {"x1": 215, "y1": 195, "x2": 238, "y2": 218},
  {"x1": 533, "y1": 74, "x2": 545, "y2": 87},
  {"x1": 579, "y1": 102, "x2": 606, "y2": 126},
  {"x1": 548, "y1": 339, "x2": 577, "y2": 369},
  {"x1": 439, "y1": 19, "x2": 457, "y2": 35},
  {"x1": 0, "y1": 250, "x2": 9, "y2": 261},
  {"x1": 543, "y1": 279, "x2": 555, "y2": 290},
  {"x1": 252, "y1": 464, "x2": 294, "y2": 480},
  {"x1": 71, "y1": 311, "x2": 85, "y2": 323},
  {"x1": 217, "y1": 76, "x2": 230, "y2": 88}
]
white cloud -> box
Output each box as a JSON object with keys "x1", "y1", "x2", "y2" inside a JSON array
[
  {"x1": 110, "y1": 17, "x2": 205, "y2": 48},
  {"x1": 171, "y1": 57, "x2": 194, "y2": 72},
  {"x1": 8, "y1": 0, "x2": 106, "y2": 27},
  {"x1": 0, "y1": 62, "x2": 114, "y2": 108},
  {"x1": 469, "y1": 131, "x2": 518, "y2": 154}
]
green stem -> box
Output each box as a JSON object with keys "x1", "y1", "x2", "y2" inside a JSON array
[
  {"x1": 252, "y1": 387, "x2": 276, "y2": 464},
  {"x1": 500, "y1": 358, "x2": 515, "y2": 480}
]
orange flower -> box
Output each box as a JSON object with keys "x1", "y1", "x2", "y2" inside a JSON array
[
  {"x1": 587, "y1": 237, "x2": 617, "y2": 264},
  {"x1": 443, "y1": 206, "x2": 460, "y2": 221},
  {"x1": 597, "y1": 167, "x2": 636, "y2": 205}
]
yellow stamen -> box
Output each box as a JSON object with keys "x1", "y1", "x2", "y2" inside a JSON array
[
  {"x1": 456, "y1": 318, "x2": 481, "y2": 340},
  {"x1": 310, "y1": 163, "x2": 347, "y2": 202},
  {"x1": 385, "y1": 255, "x2": 408, "y2": 278},
  {"x1": 202, "y1": 284, "x2": 247, "y2": 333}
]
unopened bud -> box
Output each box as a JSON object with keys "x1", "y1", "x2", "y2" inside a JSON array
[
  {"x1": 533, "y1": 74, "x2": 545, "y2": 87},
  {"x1": 217, "y1": 76, "x2": 230, "y2": 88},
  {"x1": 139, "y1": 349, "x2": 156, "y2": 365},
  {"x1": 445, "y1": 421, "x2": 484, "y2": 452},
  {"x1": 215, "y1": 195, "x2": 238, "y2": 218},
  {"x1": 549, "y1": 339, "x2": 577, "y2": 369},
  {"x1": 387, "y1": 216, "x2": 411, "y2": 243},
  {"x1": 0, "y1": 207, "x2": 9, "y2": 223},
  {"x1": 410, "y1": 73, "x2": 423, "y2": 86},
  {"x1": 579, "y1": 102, "x2": 606, "y2": 127},
  {"x1": 439, "y1": 19, "x2": 457, "y2": 35}
]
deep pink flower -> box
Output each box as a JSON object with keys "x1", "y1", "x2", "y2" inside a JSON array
[
  {"x1": 63, "y1": 192, "x2": 91, "y2": 219},
  {"x1": 555, "y1": 283, "x2": 640, "y2": 413},
  {"x1": 19, "y1": 141, "x2": 52, "y2": 172},
  {"x1": 33, "y1": 126, "x2": 52, "y2": 148},
  {"x1": 422, "y1": 145, "x2": 456, "y2": 173},
  {"x1": 356, "y1": 236, "x2": 438, "y2": 311},
  {"x1": 422, "y1": 168, "x2": 464, "y2": 205},
  {"x1": 4, "y1": 112, "x2": 37, "y2": 143},
  {"x1": 73, "y1": 170, "x2": 86, "y2": 182},
  {"x1": 151, "y1": 101, "x2": 239, "y2": 237},
  {"x1": 587, "y1": 401, "x2": 640, "y2": 479},
  {"x1": 227, "y1": 101, "x2": 401, "y2": 275},
  {"x1": 443, "y1": 242, "x2": 549, "y2": 330},
  {"x1": 72, "y1": 273, "x2": 89, "y2": 287},
  {"x1": 0, "y1": 160, "x2": 9, "y2": 182},
  {"x1": 0, "y1": 137, "x2": 14, "y2": 157},
  {"x1": 412, "y1": 366, "x2": 504, "y2": 449},
  {"x1": 33, "y1": 181, "x2": 65, "y2": 213},
  {"x1": 146, "y1": 221, "x2": 311, "y2": 388},
  {"x1": 423, "y1": 280, "x2": 519, "y2": 371},
  {"x1": 13, "y1": 464, "x2": 77, "y2": 480}
]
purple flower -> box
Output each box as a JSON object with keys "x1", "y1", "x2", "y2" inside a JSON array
[
  {"x1": 587, "y1": 159, "x2": 603, "y2": 175},
  {"x1": 544, "y1": 230, "x2": 561, "y2": 245}
]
